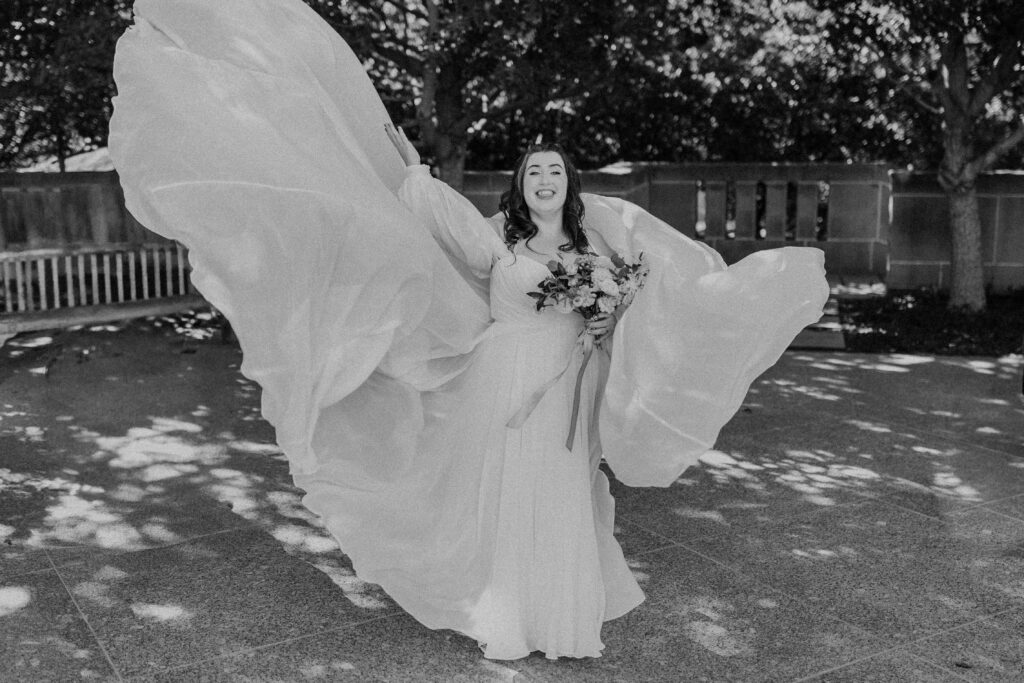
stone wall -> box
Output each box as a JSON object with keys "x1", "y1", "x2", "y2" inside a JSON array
[
  {"x1": 890, "y1": 172, "x2": 1024, "y2": 291},
  {"x1": 465, "y1": 162, "x2": 891, "y2": 278},
  {"x1": 4, "y1": 165, "x2": 1023, "y2": 291}
]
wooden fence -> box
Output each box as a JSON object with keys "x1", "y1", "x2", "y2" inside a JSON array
[
  {"x1": 0, "y1": 172, "x2": 200, "y2": 335},
  {"x1": 0, "y1": 171, "x2": 158, "y2": 248},
  {"x1": 0, "y1": 242, "x2": 203, "y2": 335}
]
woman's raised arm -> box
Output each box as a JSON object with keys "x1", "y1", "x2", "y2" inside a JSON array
[{"x1": 388, "y1": 124, "x2": 505, "y2": 278}]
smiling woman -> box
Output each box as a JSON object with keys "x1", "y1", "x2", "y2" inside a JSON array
[
  {"x1": 500, "y1": 145, "x2": 588, "y2": 258},
  {"x1": 108, "y1": 0, "x2": 828, "y2": 662}
]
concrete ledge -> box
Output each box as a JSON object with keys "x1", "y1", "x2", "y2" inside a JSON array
[{"x1": 0, "y1": 294, "x2": 208, "y2": 335}]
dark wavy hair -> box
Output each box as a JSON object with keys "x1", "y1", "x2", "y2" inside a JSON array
[{"x1": 499, "y1": 142, "x2": 588, "y2": 254}]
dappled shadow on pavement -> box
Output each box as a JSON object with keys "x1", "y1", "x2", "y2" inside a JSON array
[
  {"x1": 2, "y1": 326, "x2": 1023, "y2": 681},
  {"x1": 0, "y1": 322, "x2": 394, "y2": 680},
  {"x1": 591, "y1": 350, "x2": 1024, "y2": 682},
  {"x1": 0, "y1": 323, "x2": 383, "y2": 600}
]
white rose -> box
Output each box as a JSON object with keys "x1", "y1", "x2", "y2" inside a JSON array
[
  {"x1": 598, "y1": 279, "x2": 619, "y2": 296},
  {"x1": 570, "y1": 289, "x2": 596, "y2": 307}
]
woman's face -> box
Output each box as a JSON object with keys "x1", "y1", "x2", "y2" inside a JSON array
[{"x1": 521, "y1": 150, "x2": 568, "y2": 216}]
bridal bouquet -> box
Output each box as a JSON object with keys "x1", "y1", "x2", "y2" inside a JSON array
[
  {"x1": 527, "y1": 252, "x2": 647, "y2": 323},
  {"x1": 522, "y1": 252, "x2": 648, "y2": 450}
]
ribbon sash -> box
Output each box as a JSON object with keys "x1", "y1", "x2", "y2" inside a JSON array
[
  {"x1": 505, "y1": 335, "x2": 596, "y2": 453},
  {"x1": 565, "y1": 336, "x2": 595, "y2": 451}
]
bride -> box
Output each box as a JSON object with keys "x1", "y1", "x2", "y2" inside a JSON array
[{"x1": 108, "y1": 0, "x2": 828, "y2": 661}]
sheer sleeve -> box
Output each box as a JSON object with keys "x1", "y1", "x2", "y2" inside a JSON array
[
  {"x1": 582, "y1": 193, "x2": 829, "y2": 487},
  {"x1": 108, "y1": 0, "x2": 490, "y2": 476},
  {"x1": 398, "y1": 165, "x2": 507, "y2": 279}
]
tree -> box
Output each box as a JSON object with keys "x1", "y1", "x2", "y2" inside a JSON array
[
  {"x1": 0, "y1": 1, "x2": 131, "y2": 170},
  {"x1": 686, "y1": 1, "x2": 928, "y2": 164},
  {"x1": 814, "y1": 0, "x2": 1024, "y2": 311},
  {"x1": 307, "y1": 0, "x2": 710, "y2": 188}
]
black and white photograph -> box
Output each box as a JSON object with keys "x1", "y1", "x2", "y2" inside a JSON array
[{"x1": 1, "y1": 0, "x2": 1024, "y2": 680}]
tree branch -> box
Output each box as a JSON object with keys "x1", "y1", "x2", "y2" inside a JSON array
[
  {"x1": 894, "y1": 77, "x2": 942, "y2": 115},
  {"x1": 940, "y1": 37, "x2": 971, "y2": 117},
  {"x1": 863, "y1": 44, "x2": 943, "y2": 114},
  {"x1": 966, "y1": 119, "x2": 1024, "y2": 176},
  {"x1": 415, "y1": 0, "x2": 439, "y2": 148},
  {"x1": 372, "y1": 40, "x2": 424, "y2": 72},
  {"x1": 930, "y1": 61, "x2": 955, "y2": 118}
]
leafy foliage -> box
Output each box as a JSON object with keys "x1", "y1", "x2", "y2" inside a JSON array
[
  {"x1": 1, "y1": 0, "x2": 1021, "y2": 180},
  {"x1": 0, "y1": 1, "x2": 132, "y2": 170},
  {"x1": 812, "y1": 0, "x2": 1024, "y2": 310},
  {"x1": 308, "y1": 0, "x2": 712, "y2": 179},
  {"x1": 811, "y1": 0, "x2": 1024, "y2": 173}
]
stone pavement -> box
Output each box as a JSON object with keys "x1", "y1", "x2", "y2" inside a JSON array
[{"x1": 1, "y1": 319, "x2": 1023, "y2": 682}]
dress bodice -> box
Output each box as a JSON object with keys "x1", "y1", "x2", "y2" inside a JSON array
[{"x1": 490, "y1": 254, "x2": 584, "y2": 332}]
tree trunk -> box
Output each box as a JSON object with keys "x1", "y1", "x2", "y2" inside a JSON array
[
  {"x1": 947, "y1": 187, "x2": 987, "y2": 310},
  {"x1": 430, "y1": 66, "x2": 469, "y2": 191},
  {"x1": 433, "y1": 128, "x2": 467, "y2": 191},
  {"x1": 54, "y1": 114, "x2": 66, "y2": 173},
  {"x1": 936, "y1": 44, "x2": 987, "y2": 312},
  {"x1": 413, "y1": 1, "x2": 469, "y2": 192}
]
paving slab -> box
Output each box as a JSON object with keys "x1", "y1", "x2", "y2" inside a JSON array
[
  {"x1": 983, "y1": 494, "x2": 1024, "y2": 523},
  {"x1": 0, "y1": 546, "x2": 55, "y2": 582},
  {"x1": 611, "y1": 518, "x2": 679, "y2": 558},
  {"x1": 148, "y1": 612, "x2": 529, "y2": 682},
  {"x1": 906, "y1": 608, "x2": 1024, "y2": 682},
  {"x1": 755, "y1": 353, "x2": 1024, "y2": 458},
  {"x1": 515, "y1": 546, "x2": 884, "y2": 683},
  {"x1": 717, "y1": 400, "x2": 821, "y2": 441},
  {"x1": 53, "y1": 526, "x2": 395, "y2": 679},
  {"x1": 612, "y1": 449, "x2": 868, "y2": 545},
  {"x1": 0, "y1": 327, "x2": 323, "y2": 575},
  {"x1": 733, "y1": 415, "x2": 1024, "y2": 517},
  {"x1": 2, "y1": 324, "x2": 1023, "y2": 680},
  {"x1": 801, "y1": 651, "x2": 970, "y2": 682},
  {"x1": 0, "y1": 569, "x2": 117, "y2": 681},
  {"x1": 681, "y1": 500, "x2": 1024, "y2": 643}
]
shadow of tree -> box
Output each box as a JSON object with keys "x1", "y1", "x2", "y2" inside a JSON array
[
  {"x1": 611, "y1": 349, "x2": 1024, "y2": 539},
  {"x1": 3, "y1": 325, "x2": 1024, "y2": 680},
  {"x1": 0, "y1": 322, "x2": 388, "y2": 613}
]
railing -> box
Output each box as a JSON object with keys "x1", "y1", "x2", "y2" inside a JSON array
[{"x1": 0, "y1": 242, "x2": 205, "y2": 335}]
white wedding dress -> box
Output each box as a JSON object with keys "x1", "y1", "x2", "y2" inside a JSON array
[{"x1": 108, "y1": 0, "x2": 829, "y2": 660}]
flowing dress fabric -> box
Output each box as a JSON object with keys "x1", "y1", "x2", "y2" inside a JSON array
[
  {"x1": 108, "y1": 0, "x2": 492, "y2": 485},
  {"x1": 108, "y1": 0, "x2": 829, "y2": 660}
]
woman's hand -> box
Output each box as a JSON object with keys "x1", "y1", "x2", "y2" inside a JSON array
[
  {"x1": 585, "y1": 312, "x2": 617, "y2": 344},
  {"x1": 385, "y1": 122, "x2": 421, "y2": 167}
]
